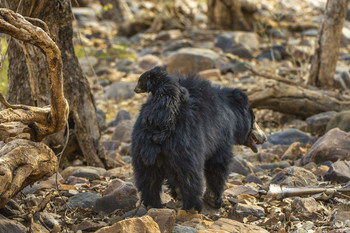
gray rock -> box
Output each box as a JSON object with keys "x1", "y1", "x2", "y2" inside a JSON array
[
  {"x1": 115, "y1": 58, "x2": 134, "y2": 73},
  {"x1": 223, "y1": 185, "x2": 259, "y2": 199},
  {"x1": 243, "y1": 174, "x2": 262, "y2": 185},
  {"x1": 324, "y1": 160, "x2": 350, "y2": 183},
  {"x1": 162, "y1": 39, "x2": 194, "y2": 54},
  {"x1": 227, "y1": 44, "x2": 253, "y2": 59},
  {"x1": 215, "y1": 32, "x2": 260, "y2": 52},
  {"x1": 106, "y1": 82, "x2": 136, "y2": 100},
  {"x1": 72, "y1": 167, "x2": 103, "y2": 180},
  {"x1": 229, "y1": 156, "x2": 251, "y2": 176},
  {"x1": 137, "y1": 54, "x2": 162, "y2": 71},
  {"x1": 270, "y1": 167, "x2": 318, "y2": 187},
  {"x1": 292, "y1": 197, "x2": 319, "y2": 217},
  {"x1": 79, "y1": 56, "x2": 98, "y2": 75},
  {"x1": 72, "y1": 8, "x2": 98, "y2": 26},
  {"x1": 112, "y1": 119, "x2": 134, "y2": 143},
  {"x1": 67, "y1": 192, "x2": 100, "y2": 209},
  {"x1": 96, "y1": 108, "x2": 107, "y2": 131},
  {"x1": 266, "y1": 129, "x2": 314, "y2": 146},
  {"x1": 172, "y1": 225, "x2": 198, "y2": 233},
  {"x1": 302, "y1": 29, "x2": 318, "y2": 37},
  {"x1": 109, "y1": 109, "x2": 131, "y2": 127},
  {"x1": 306, "y1": 111, "x2": 337, "y2": 136},
  {"x1": 257, "y1": 50, "x2": 282, "y2": 61},
  {"x1": 0, "y1": 217, "x2": 27, "y2": 233},
  {"x1": 302, "y1": 128, "x2": 350, "y2": 164},
  {"x1": 94, "y1": 182, "x2": 138, "y2": 213},
  {"x1": 233, "y1": 203, "x2": 265, "y2": 219},
  {"x1": 166, "y1": 48, "x2": 221, "y2": 75},
  {"x1": 156, "y1": 30, "x2": 182, "y2": 41},
  {"x1": 326, "y1": 110, "x2": 350, "y2": 132}
]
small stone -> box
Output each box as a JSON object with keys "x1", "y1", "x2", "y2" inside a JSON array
[
  {"x1": 103, "y1": 164, "x2": 133, "y2": 179},
  {"x1": 197, "y1": 230, "x2": 229, "y2": 233},
  {"x1": 96, "y1": 108, "x2": 107, "y2": 131},
  {"x1": 22, "y1": 173, "x2": 64, "y2": 194},
  {"x1": 324, "y1": 161, "x2": 350, "y2": 183},
  {"x1": 326, "y1": 110, "x2": 350, "y2": 132},
  {"x1": 266, "y1": 129, "x2": 314, "y2": 146},
  {"x1": 243, "y1": 174, "x2": 262, "y2": 185},
  {"x1": 95, "y1": 215, "x2": 161, "y2": 233},
  {"x1": 66, "y1": 176, "x2": 90, "y2": 185},
  {"x1": 233, "y1": 203, "x2": 265, "y2": 219},
  {"x1": 147, "y1": 208, "x2": 176, "y2": 233},
  {"x1": 302, "y1": 128, "x2": 350, "y2": 165},
  {"x1": 67, "y1": 192, "x2": 100, "y2": 209},
  {"x1": 172, "y1": 225, "x2": 198, "y2": 233},
  {"x1": 280, "y1": 142, "x2": 301, "y2": 161},
  {"x1": 306, "y1": 111, "x2": 336, "y2": 136},
  {"x1": 270, "y1": 167, "x2": 318, "y2": 187},
  {"x1": 313, "y1": 165, "x2": 330, "y2": 176},
  {"x1": 72, "y1": 220, "x2": 107, "y2": 232},
  {"x1": 292, "y1": 197, "x2": 318, "y2": 217},
  {"x1": 112, "y1": 119, "x2": 134, "y2": 143},
  {"x1": 228, "y1": 156, "x2": 251, "y2": 176},
  {"x1": 302, "y1": 29, "x2": 318, "y2": 37},
  {"x1": 177, "y1": 210, "x2": 203, "y2": 222},
  {"x1": 106, "y1": 82, "x2": 136, "y2": 100},
  {"x1": 211, "y1": 218, "x2": 268, "y2": 233},
  {"x1": 228, "y1": 44, "x2": 253, "y2": 59},
  {"x1": 162, "y1": 39, "x2": 194, "y2": 54},
  {"x1": 256, "y1": 50, "x2": 282, "y2": 62},
  {"x1": 94, "y1": 182, "x2": 138, "y2": 213},
  {"x1": 223, "y1": 185, "x2": 258, "y2": 200},
  {"x1": 103, "y1": 178, "x2": 124, "y2": 195},
  {"x1": 72, "y1": 167, "x2": 102, "y2": 180},
  {"x1": 166, "y1": 48, "x2": 221, "y2": 75},
  {"x1": 137, "y1": 54, "x2": 162, "y2": 71},
  {"x1": 215, "y1": 32, "x2": 260, "y2": 52},
  {"x1": 156, "y1": 30, "x2": 182, "y2": 41}
]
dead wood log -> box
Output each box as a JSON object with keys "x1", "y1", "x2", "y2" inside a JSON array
[
  {"x1": 0, "y1": 8, "x2": 69, "y2": 141},
  {"x1": 0, "y1": 139, "x2": 58, "y2": 208},
  {"x1": 245, "y1": 80, "x2": 350, "y2": 118}
]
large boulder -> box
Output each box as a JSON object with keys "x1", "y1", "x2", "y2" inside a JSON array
[
  {"x1": 326, "y1": 110, "x2": 350, "y2": 133},
  {"x1": 302, "y1": 128, "x2": 350, "y2": 165},
  {"x1": 166, "y1": 48, "x2": 222, "y2": 75}
]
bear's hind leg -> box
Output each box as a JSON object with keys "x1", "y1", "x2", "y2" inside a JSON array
[
  {"x1": 204, "y1": 151, "x2": 231, "y2": 209},
  {"x1": 134, "y1": 163, "x2": 164, "y2": 208}
]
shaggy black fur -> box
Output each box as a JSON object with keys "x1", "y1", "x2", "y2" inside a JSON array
[{"x1": 131, "y1": 66, "x2": 255, "y2": 211}]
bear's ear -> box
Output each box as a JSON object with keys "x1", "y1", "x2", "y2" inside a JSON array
[{"x1": 151, "y1": 66, "x2": 163, "y2": 74}]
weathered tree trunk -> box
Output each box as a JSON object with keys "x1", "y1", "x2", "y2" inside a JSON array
[
  {"x1": 308, "y1": 0, "x2": 348, "y2": 88},
  {"x1": 207, "y1": 0, "x2": 257, "y2": 30},
  {"x1": 245, "y1": 80, "x2": 350, "y2": 118},
  {"x1": 0, "y1": 8, "x2": 67, "y2": 207},
  {"x1": 1, "y1": 0, "x2": 108, "y2": 167}
]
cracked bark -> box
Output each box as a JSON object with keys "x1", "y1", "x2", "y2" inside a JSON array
[{"x1": 1, "y1": 0, "x2": 108, "y2": 168}]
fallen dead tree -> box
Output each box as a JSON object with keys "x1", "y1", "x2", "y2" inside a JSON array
[
  {"x1": 0, "y1": 8, "x2": 68, "y2": 208},
  {"x1": 246, "y1": 79, "x2": 350, "y2": 118},
  {"x1": 243, "y1": 67, "x2": 350, "y2": 118}
]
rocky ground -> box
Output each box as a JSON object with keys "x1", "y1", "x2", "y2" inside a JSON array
[{"x1": 2, "y1": 0, "x2": 350, "y2": 232}]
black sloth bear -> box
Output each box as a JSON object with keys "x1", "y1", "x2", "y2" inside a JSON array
[{"x1": 131, "y1": 66, "x2": 266, "y2": 211}]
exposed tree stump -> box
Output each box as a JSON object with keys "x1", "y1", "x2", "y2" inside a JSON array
[
  {"x1": 207, "y1": 0, "x2": 257, "y2": 30},
  {"x1": 0, "y1": 139, "x2": 57, "y2": 208},
  {"x1": 308, "y1": 0, "x2": 348, "y2": 88}
]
